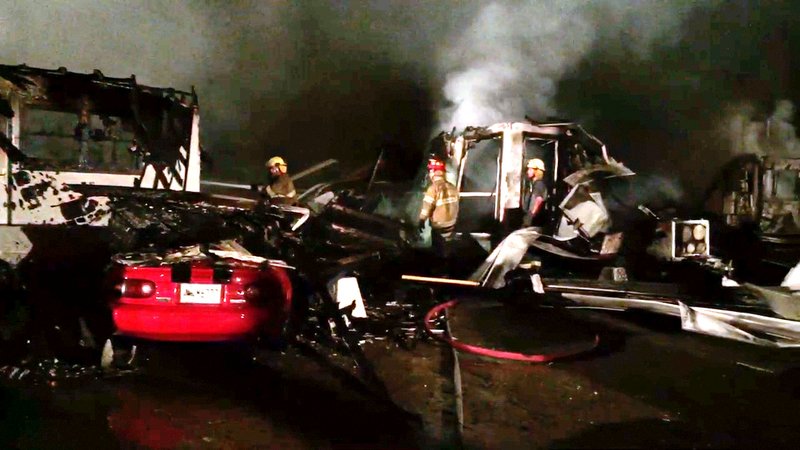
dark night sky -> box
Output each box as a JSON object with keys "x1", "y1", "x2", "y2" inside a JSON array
[{"x1": 2, "y1": 0, "x2": 800, "y2": 202}]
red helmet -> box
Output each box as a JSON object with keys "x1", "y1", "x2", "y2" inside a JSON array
[{"x1": 427, "y1": 158, "x2": 445, "y2": 172}]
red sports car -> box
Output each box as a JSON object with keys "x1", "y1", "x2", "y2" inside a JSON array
[{"x1": 107, "y1": 252, "x2": 293, "y2": 342}]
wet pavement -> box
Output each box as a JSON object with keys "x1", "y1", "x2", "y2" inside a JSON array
[
  {"x1": 445, "y1": 299, "x2": 800, "y2": 448},
  {"x1": 0, "y1": 343, "x2": 421, "y2": 449},
  {"x1": 4, "y1": 282, "x2": 800, "y2": 448}
]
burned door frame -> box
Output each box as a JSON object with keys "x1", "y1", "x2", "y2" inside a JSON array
[
  {"x1": 455, "y1": 133, "x2": 502, "y2": 237},
  {"x1": 449, "y1": 121, "x2": 600, "y2": 239}
]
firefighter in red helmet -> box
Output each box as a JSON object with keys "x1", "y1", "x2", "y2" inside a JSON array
[{"x1": 419, "y1": 156, "x2": 459, "y2": 256}]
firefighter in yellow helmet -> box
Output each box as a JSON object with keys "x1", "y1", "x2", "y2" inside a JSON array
[
  {"x1": 264, "y1": 156, "x2": 297, "y2": 205},
  {"x1": 523, "y1": 158, "x2": 547, "y2": 227},
  {"x1": 419, "y1": 157, "x2": 459, "y2": 256}
]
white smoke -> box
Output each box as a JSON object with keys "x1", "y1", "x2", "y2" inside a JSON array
[
  {"x1": 0, "y1": 1, "x2": 450, "y2": 179},
  {"x1": 767, "y1": 100, "x2": 800, "y2": 155},
  {"x1": 436, "y1": 0, "x2": 706, "y2": 131},
  {"x1": 722, "y1": 99, "x2": 800, "y2": 158},
  {"x1": 0, "y1": 0, "x2": 728, "y2": 182}
]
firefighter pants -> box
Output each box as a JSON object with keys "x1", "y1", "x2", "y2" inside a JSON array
[{"x1": 431, "y1": 227, "x2": 454, "y2": 259}]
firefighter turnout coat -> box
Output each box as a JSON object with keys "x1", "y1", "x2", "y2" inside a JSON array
[{"x1": 419, "y1": 174, "x2": 459, "y2": 231}]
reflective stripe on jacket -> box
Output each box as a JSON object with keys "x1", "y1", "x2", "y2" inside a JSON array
[{"x1": 419, "y1": 175, "x2": 459, "y2": 229}]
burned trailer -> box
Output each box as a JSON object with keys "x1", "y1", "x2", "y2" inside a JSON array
[
  {"x1": 436, "y1": 119, "x2": 636, "y2": 259},
  {"x1": 0, "y1": 64, "x2": 204, "y2": 350},
  {"x1": 704, "y1": 154, "x2": 800, "y2": 282},
  {"x1": 410, "y1": 119, "x2": 727, "y2": 290},
  {"x1": 0, "y1": 64, "x2": 202, "y2": 264},
  {"x1": 705, "y1": 154, "x2": 800, "y2": 240}
]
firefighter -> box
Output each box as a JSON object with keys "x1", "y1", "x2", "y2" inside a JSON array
[
  {"x1": 264, "y1": 156, "x2": 297, "y2": 205},
  {"x1": 74, "y1": 107, "x2": 91, "y2": 169},
  {"x1": 523, "y1": 158, "x2": 548, "y2": 227},
  {"x1": 419, "y1": 157, "x2": 459, "y2": 256}
]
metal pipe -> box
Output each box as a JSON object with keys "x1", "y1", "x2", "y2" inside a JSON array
[
  {"x1": 291, "y1": 158, "x2": 338, "y2": 182},
  {"x1": 457, "y1": 147, "x2": 468, "y2": 191},
  {"x1": 545, "y1": 283, "x2": 685, "y2": 301},
  {"x1": 367, "y1": 150, "x2": 383, "y2": 193},
  {"x1": 208, "y1": 194, "x2": 256, "y2": 203},
  {"x1": 401, "y1": 275, "x2": 481, "y2": 287},
  {"x1": 200, "y1": 158, "x2": 337, "y2": 191},
  {"x1": 201, "y1": 180, "x2": 250, "y2": 190}
]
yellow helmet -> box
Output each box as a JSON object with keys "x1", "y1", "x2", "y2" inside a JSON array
[
  {"x1": 526, "y1": 158, "x2": 545, "y2": 171},
  {"x1": 267, "y1": 156, "x2": 287, "y2": 169}
]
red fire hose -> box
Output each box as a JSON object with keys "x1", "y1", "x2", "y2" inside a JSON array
[{"x1": 424, "y1": 299, "x2": 600, "y2": 362}]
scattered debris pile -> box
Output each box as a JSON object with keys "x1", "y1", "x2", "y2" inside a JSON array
[
  {"x1": 539, "y1": 276, "x2": 800, "y2": 347},
  {"x1": 0, "y1": 358, "x2": 108, "y2": 386},
  {"x1": 95, "y1": 188, "x2": 446, "y2": 398}
]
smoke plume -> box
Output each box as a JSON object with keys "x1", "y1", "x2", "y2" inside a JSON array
[
  {"x1": 554, "y1": 1, "x2": 800, "y2": 203},
  {"x1": 436, "y1": 0, "x2": 702, "y2": 130},
  {"x1": 2, "y1": 0, "x2": 800, "y2": 205},
  {"x1": 0, "y1": 1, "x2": 461, "y2": 181}
]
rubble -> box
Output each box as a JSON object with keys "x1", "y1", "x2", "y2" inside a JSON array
[
  {"x1": 93, "y1": 184, "x2": 439, "y2": 404},
  {"x1": 401, "y1": 218, "x2": 800, "y2": 348},
  {"x1": 0, "y1": 357, "x2": 115, "y2": 385},
  {"x1": 525, "y1": 275, "x2": 800, "y2": 347}
]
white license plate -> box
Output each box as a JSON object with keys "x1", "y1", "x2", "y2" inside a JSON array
[{"x1": 180, "y1": 283, "x2": 222, "y2": 304}]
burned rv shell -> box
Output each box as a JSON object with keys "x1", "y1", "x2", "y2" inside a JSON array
[
  {"x1": 706, "y1": 154, "x2": 800, "y2": 241},
  {"x1": 438, "y1": 120, "x2": 634, "y2": 258},
  {"x1": 703, "y1": 154, "x2": 800, "y2": 283},
  {"x1": 0, "y1": 64, "x2": 202, "y2": 263}
]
